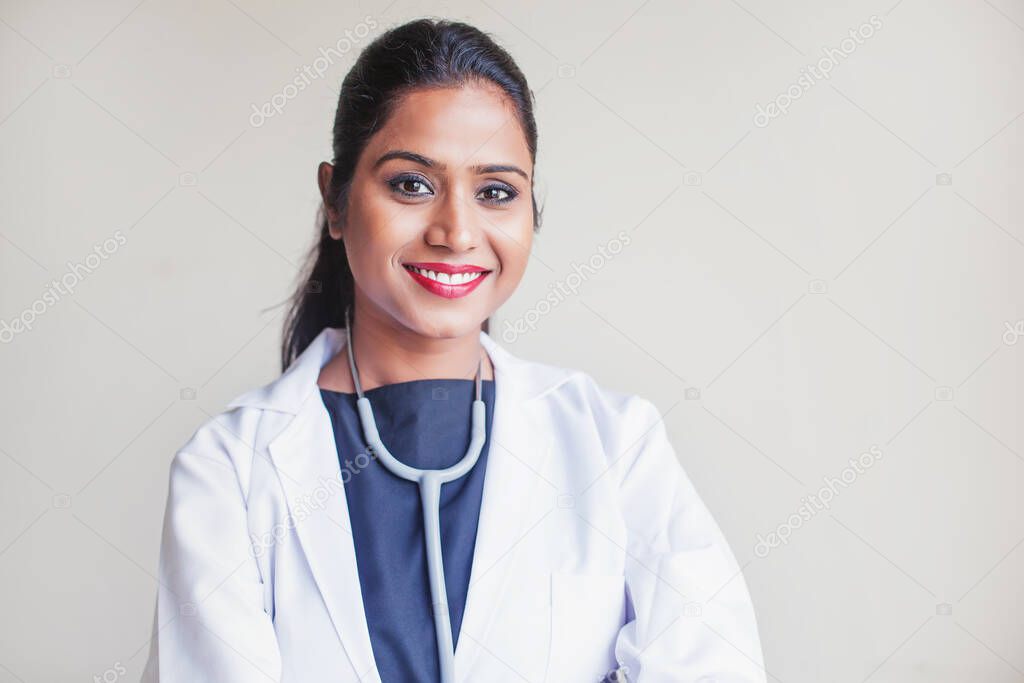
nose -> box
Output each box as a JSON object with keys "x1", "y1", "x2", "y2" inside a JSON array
[{"x1": 424, "y1": 188, "x2": 480, "y2": 253}]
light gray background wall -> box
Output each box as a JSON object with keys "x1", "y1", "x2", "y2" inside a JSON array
[{"x1": 1, "y1": 0, "x2": 1022, "y2": 681}]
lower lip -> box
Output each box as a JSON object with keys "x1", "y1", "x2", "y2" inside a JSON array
[{"x1": 404, "y1": 266, "x2": 491, "y2": 299}]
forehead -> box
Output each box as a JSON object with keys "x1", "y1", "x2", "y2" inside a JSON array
[{"x1": 367, "y1": 83, "x2": 532, "y2": 170}]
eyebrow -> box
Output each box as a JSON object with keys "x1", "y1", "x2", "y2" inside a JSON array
[{"x1": 372, "y1": 149, "x2": 530, "y2": 182}]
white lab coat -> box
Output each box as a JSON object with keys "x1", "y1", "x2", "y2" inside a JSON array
[{"x1": 142, "y1": 326, "x2": 766, "y2": 682}]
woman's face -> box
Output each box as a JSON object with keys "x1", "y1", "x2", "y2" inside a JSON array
[{"x1": 319, "y1": 82, "x2": 535, "y2": 340}]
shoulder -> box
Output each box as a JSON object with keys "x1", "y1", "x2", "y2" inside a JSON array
[
  {"x1": 176, "y1": 402, "x2": 263, "y2": 458},
  {"x1": 518, "y1": 354, "x2": 663, "y2": 451},
  {"x1": 168, "y1": 386, "x2": 297, "y2": 499},
  {"x1": 169, "y1": 404, "x2": 262, "y2": 483},
  {"x1": 514, "y1": 346, "x2": 654, "y2": 414},
  {"x1": 516, "y1": 357, "x2": 682, "y2": 507}
]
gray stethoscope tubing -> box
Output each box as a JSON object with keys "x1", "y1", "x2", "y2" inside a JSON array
[{"x1": 343, "y1": 304, "x2": 486, "y2": 683}]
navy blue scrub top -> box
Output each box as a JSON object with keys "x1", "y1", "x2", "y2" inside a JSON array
[{"x1": 319, "y1": 377, "x2": 496, "y2": 683}]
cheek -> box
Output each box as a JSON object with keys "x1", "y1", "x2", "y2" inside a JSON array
[
  {"x1": 494, "y1": 226, "x2": 533, "y2": 283},
  {"x1": 343, "y1": 187, "x2": 408, "y2": 269}
]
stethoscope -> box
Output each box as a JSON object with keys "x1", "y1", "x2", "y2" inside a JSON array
[{"x1": 343, "y1": 304, "x2": 486, "y2": 683}]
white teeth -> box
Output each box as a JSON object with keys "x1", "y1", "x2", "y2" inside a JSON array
[{"x1": 409, "y1": 266, "x2": 483, "y2": 285}]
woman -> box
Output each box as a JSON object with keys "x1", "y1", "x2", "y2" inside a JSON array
[{"x1": 143, "y1": 18, "x2": 765, "y2": 683}]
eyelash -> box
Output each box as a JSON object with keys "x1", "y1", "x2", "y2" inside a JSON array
[{"x1": 386, "y1": 173, "x2": 519, "y2": 205}]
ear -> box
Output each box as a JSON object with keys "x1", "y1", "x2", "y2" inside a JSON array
[{"x1": 317, "y1": 161, "x2": 345, "y2": 240}]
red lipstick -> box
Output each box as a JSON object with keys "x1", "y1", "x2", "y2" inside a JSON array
[{"x1": 403, "y1": 262, "x2": 491, "y2": 299}]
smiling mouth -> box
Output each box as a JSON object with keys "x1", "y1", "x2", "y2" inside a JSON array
[{"x1": 402, "y1": 263, "x2": 492, "y2": 299}]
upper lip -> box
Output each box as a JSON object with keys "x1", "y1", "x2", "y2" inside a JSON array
[{"x1": 403, "y1": 262, "x2": 491, "y2": 275}]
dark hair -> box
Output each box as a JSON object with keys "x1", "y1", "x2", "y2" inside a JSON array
[{"x1": 279, "y1": 18, "x2": 542, "y2": 371}]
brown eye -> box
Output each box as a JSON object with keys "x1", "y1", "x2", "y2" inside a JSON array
[
  {"x1": 388, "y1": 174, "x2": 433, "y2": 197},
  {"x1": 477, "y1": 184, "x2": 517, "y2": 204}
]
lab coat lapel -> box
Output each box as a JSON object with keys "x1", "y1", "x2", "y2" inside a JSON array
[
  {"x1": 454, "y1": 333, "x2": 555, "y2": 678},
  {"x1": 260, "y1": 331, "x2": 380, "y2": 682}
]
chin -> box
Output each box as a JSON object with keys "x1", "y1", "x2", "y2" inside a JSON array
[{"x1": 408, "y1": 309, "x2": 487, "y2": 339}]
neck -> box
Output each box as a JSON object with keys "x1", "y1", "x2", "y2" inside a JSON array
[{"x1": 344, "y1": 299, "x2": 494, "y2": 393}]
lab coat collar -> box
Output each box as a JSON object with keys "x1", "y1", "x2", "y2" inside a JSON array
[
  {"x1": 225, "y1": 325, "x2": 569, "y2": 413},
  {"x1": 226, "y1": 325, "x2": 564, "y2": 681}
]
